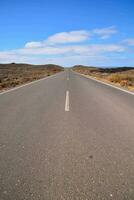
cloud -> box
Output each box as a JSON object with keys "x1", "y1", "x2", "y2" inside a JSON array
[
  {"x1": 25, "y1": 41, "x2": 42, "y2": 48},
  {"x1": 25, "y1": 30, "x2": 90, "y2": 48},
  {"x1": 14, "y1": 43, "x2": 125, "y2": 57},
  {"x1": 0, "y1": 26, "x2": 129, "y2": 66},
  {"x1": 0, "y1": 53, "x2": 132, "y2": 67},
  {"x1": 79, "y1": 44, "x2": 125, "y2": 55},
  {"x1": 0, "y1": 51, "x2": 32, "y2": 63},
  {"x1": 46, "y1": 30, "x2": 90, "y2": 44},
  {"x1": 123, "y1": 38, "x2": 134, "y2": 46},
  {"x1": 92, "y1": 26, "x2": 117, "y2": 39},
  {"x1": 24, "y1": 26, "x2": 118, "y2": 49}
]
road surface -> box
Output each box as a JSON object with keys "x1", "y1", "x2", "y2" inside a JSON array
[{"x1": 0, "y1": 69, "x2": 134, "y2": 200}]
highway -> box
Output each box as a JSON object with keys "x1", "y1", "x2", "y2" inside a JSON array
[{"x1": 0, "y1": 69, "x2": 134, "y2": 200}]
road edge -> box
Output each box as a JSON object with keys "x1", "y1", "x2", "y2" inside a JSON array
[
  {"x1": 72, "y1": 70, "x2": 134, "y2": 96},
  {"x1": 0, "y1": 71, "x2": 64, "y2": 96}
]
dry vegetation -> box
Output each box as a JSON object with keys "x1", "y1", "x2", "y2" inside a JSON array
[
  {"x1": 73, "y1": 65, "x2": 134, "y2": 91},
  {"x1": 0, "y1": 63, "x2": 64, "y2": 91}
]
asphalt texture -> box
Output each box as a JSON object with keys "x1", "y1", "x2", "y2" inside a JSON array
[{"x1": 0, "y1": 69, "x2": 134, "y2": 200}]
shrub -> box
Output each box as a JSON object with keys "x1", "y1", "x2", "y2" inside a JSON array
[
  {"x1": 120, "y1": 80, "x2": 129, "y2": 87},
  {"x1": 107, "y1": 73, "x2": 134, "y2": 87},
  {"x1": 108, "y1": 74, "x2": 122, "y2": 83}
]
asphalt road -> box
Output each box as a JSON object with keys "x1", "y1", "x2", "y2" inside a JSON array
[{"x1": 0, "y1": 69, "x2": 134, "y2": 200}]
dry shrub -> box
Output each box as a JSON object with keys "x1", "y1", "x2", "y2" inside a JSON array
[
  {"x1": 120, "y1": 80, "x2": 129, "y2": 87},
  {"x1": 108, "y1": 74, "x2": 122, "y2": 83},
  {"x1": 0, "y1": 82, "x2": 8, "y2": 88},
  {"x1": 108, "y1": 73, "x2": 134, "y2": 87}
]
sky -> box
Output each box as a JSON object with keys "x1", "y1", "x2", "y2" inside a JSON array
[{"x1": 0, "y1": 0, "x2": 134, "y2": 67}]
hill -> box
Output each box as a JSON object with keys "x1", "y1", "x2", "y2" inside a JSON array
[{"x1": 0, "y1": 63, "x2": 64, "y2": 91}]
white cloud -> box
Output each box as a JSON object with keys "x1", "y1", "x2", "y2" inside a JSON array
[
  {"x1": 0, "y1": 44, "x2": 125, "y2": 65},
  {"x1": 25, "y1": 41, "x2": 42, "y2": 48},
  {"x1": 46, "y1": 30, "x2": 90, "y2": 44},
  {"x1": 123, "y1": 38, "x2": 134, "y2": 46},
  {"x1": 24, "y1": 30, "x2": 90, "y2": 48},
  {"x1": 7, "y1": 43, "x2": 124, "y2": 59},
  {"x1": 92, "y1": 26, "x2": 117, "y2": 39},
  {"x1": 25, "y1": 27, "x2": 117, "y2": 48},
  {"x1": 0, "y1": 27, "x2": 129, "y2": 66},
  {"x1": 87, "y1": 44, "x2": 125, "y2": 53},
  {"x1": 0, "y1": 51, "x2": 32, "y2": 63}
]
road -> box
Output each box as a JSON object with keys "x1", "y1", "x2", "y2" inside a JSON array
[{"x1": 0, "y1": 69, "x2": 134, "y2": 200}]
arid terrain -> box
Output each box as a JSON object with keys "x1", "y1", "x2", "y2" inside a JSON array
[
  {"x1": 73, "y1": 65, "x2": 134, "y2": 91},
  {"x1": 0, "y1": 63, "x2": 63, "y2": 91}
]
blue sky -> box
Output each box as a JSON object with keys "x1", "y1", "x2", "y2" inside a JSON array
[{"x1": 0, "y1": 0, "x2": 134, "y2": 66}]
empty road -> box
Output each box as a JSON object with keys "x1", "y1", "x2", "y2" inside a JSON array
[{"x1": 0, "y1": 69, "x2": 134, "y2": 200}]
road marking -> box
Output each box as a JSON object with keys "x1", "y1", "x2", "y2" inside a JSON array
[
  {"x1": 0, "y1": 72, "x2": 63, "y2": 96},
  {"x1": 67, "y1": 71, "x2": 69, "y2": 80},
  {"x1": 65, "y1": 90, "x2": 70, "y2": 111},
  {"x1": 72, "y1": 70, "x2": 134, "y2": 96}
]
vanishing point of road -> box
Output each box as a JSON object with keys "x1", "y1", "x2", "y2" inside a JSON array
[{"x1": 0, "y1": 69, "x2": 134, "y2": 200}]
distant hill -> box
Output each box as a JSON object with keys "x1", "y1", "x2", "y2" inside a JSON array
[
  {"x1": 0, "y1": 63, "x2": 64, "y2": 70},
  {"x1": 72, "y1": 65, "x2": 134, "y2": 73}
]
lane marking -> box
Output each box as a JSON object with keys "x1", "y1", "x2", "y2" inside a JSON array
[
  {"x1": 72, "y1": 70, "x2": 134, "y2": 96},
  {"x1": 65, "y1": 90, "x2": 70, "y2": 111},
  {"x1": 0, "y1": 72, "x2": 63, "y2": 96},
  {"x1": 67, "y1": 70, "x2": 69, "y2": 80}
]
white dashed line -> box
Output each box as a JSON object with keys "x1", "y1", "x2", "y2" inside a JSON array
[{"x1": 65, "y1": 90, "x2": 70, "y2": 111}]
